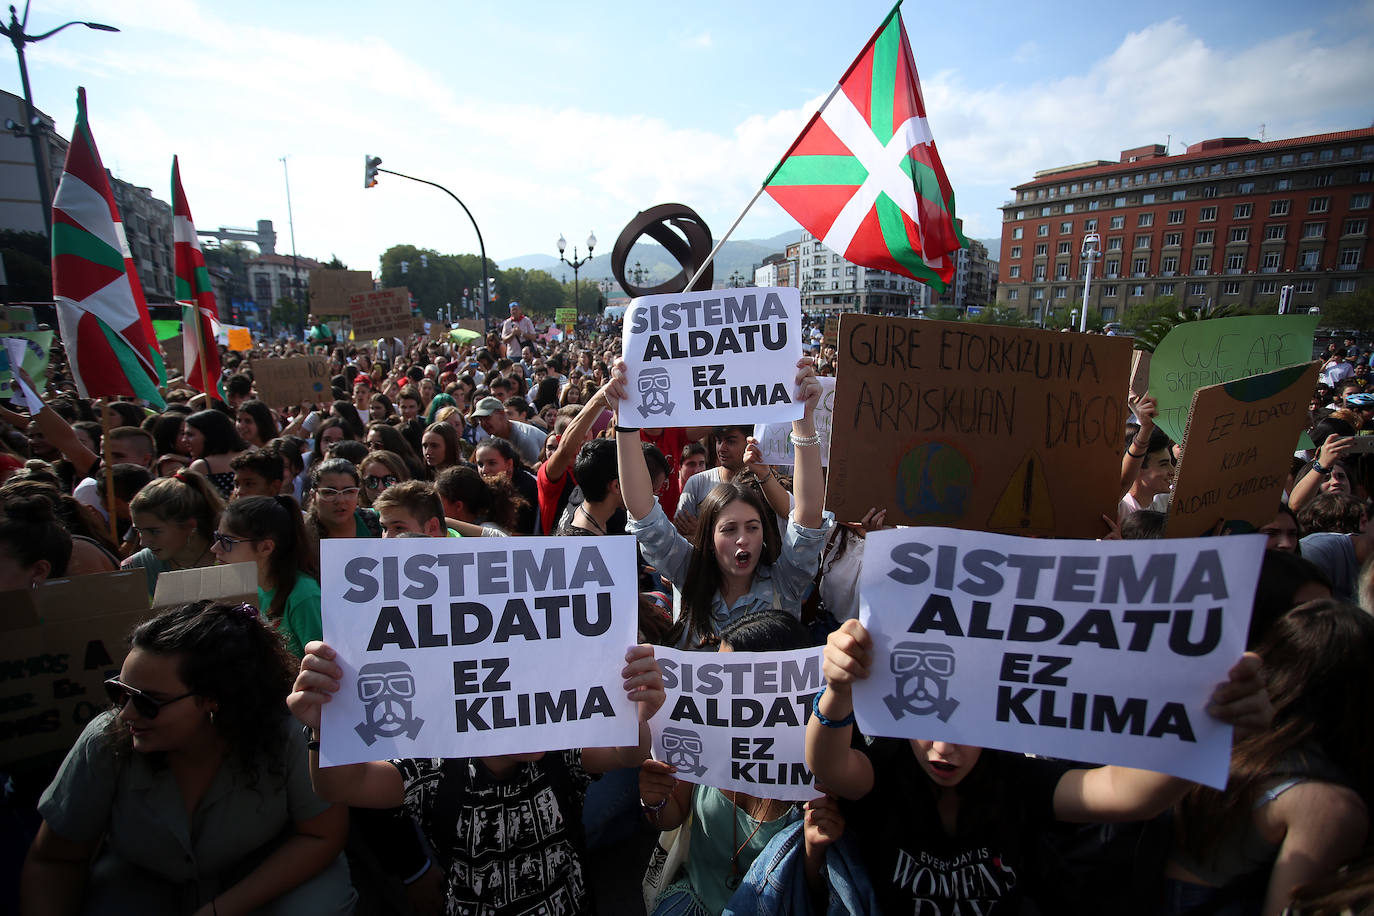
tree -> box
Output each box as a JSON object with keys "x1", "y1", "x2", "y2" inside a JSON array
[
  {"x1": 320, "y1": 254, "x2": 348, "y2": 270},
  {"x1": 923, "y1": 305, "x2": 960, "y2": 322},
  {"x1": 1121, "y1": 296, "x2": 1180, "y2": 331},
  {"x1": 273, "y1": 296, "x2": 308, "y2": 335},
  {"x1": 965, "y1": 306, "x2": 1030, "y2": 327},
  {"x1": 379, "y1": 246, "x2": 495, "y2": 320},
  {"x1": 1318, "y1": 289, "x2": 1374, "y2": 330}
]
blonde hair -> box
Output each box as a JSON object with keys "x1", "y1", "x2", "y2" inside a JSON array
[{"x1": 128, "y1": 472, "x2": 224, "y2": 537}]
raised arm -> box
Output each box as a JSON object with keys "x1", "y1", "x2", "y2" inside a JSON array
[
  {"x1": 1120, "y1": 395, "x2": 1157, "y2": 496},
  {"x1": 1288, "y1": 435, "x2": 1352, "y2": 512},
  {"x1": 790, "y1": 358, "x2": 824, "y2": 529},
  {"x1": 545, "y1": 384, "x2": 609, "y2": 484},
  {"x1": 607, "y1": 361, "x2": 655, "y2": 520},
  {"x1": 804, "y1": 619, "x2": 876, "y2": 801}
]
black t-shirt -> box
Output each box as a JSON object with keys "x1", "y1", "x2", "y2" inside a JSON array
[{"x1": 843, "y1": 738, "x2": 1067, "y2": 915}]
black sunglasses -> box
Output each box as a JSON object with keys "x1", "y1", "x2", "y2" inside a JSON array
[
  {"x1": 364, "y1": 475, "x2": 397, "y2": 490},
  {"x1": 104, "y1": 678, "x2": 195, "y2": 719}
]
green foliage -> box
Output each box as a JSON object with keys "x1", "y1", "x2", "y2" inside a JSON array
[
  {"x1": 272, "y1": 296, "x2": 307, "y2": 333},
  {"x1": 1039, "y1": 305, "x2": 1107, "y2": 332},
  {"x1": 1318, "y1": 289, "x2": 1374, "y2": 331},
  {"x1": 923, "y1": 305, "x2": 961, "y2": 322},
  {"x1": 379, "y1": 246, "x2": 492, "y2": 320},
  {"x1": 0, "y1": 229, "x2": 51, "y2": 301},
  {"x1": 1132, "y1": 301, "x2": 1245, "y2": 353},
  {"x1": 321, "y1": 254, "x2": 348, "y2": 270},
  {"x1": 1121, "y1": 296, "x2": 1180, "y2": 330},
  {"x1": 965, "y1": 306, "x2": 1030, "y2": 326}
]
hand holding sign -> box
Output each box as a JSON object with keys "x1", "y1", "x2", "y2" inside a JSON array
[
  {"x1": 1207, "y1": 652, "x2": 1271, "y2": 740},
  {"x1": 288, "y1": 640, "x2": 343, "y2": 734}
]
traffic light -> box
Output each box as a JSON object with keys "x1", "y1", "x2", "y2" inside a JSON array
[{"x1": 364, "y1": 155, "x2": 382, "y2": 188}]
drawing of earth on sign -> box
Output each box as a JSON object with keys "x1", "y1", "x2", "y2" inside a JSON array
[{"x1": 894, "y1": 442, "x2": 973, "y2": 522}]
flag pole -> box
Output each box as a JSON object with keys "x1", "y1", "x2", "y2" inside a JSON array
[
  {"x1": 99, "y1": 399, "x2": 118, "y2": 544},
  {"x1": 685, "y1": 185, "x2": 768, "y2": 292}
]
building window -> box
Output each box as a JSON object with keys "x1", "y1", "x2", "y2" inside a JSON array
[
  {"x1": 1265, "y1": 225, "x2": 1286, "y2": 241},
  {"x1": 1226, "y1": 253, "x2": 1245, "y2": 271},
  {"x1": 1171, "y1": 190, "x2": 1187, "y2": 201},
  {"x1": 1310, "y1": 197, "x2": 1330, "y2": 213},
  {"x1": 1102, "y1": 285, "x2": 1118, "y2": 297},
  {"x1": 1052, "y1": 286, "x2": 1068, "y2": 299},
  {"x1": 1007, "y1": 289, "x2": 1019, "y2": 301},
  {"x1": 1196, "y1": 230, "x2": 1215, "y2": 244},
  {"x1": 1340, "y1": 247, "x2": 1361, "y2": 268},
  {"x1": 1199, "y1": 206, "x2": 1217, "y2": 221},
  {"x1": 845, "y1": 266, "x2": 856, "y2": 275},
  {"x1": 1300, "y1": 250, "x2": 1320, "y2": 270},
  {"x1": 1168, "y1": 209, "x2": 1185, "y2": 224},
  {"x1": 1085, "y1": 218, "x2": 1098, "y2": 231},
  {"x1": 1135, "y1": 234, "x2": 1152, "y2": 249},
  {"x1": 1333, "y1": 279, "x2": 1356, "y2": 294},
  {"x1": 1157, "y1": 283, "x2": 1175, "y2": 296},
  {"x1": 1012, "y1": 227, "x2": 1023, "y2": 239},
  {"x1": 1131, "y1": 284, "x2": 1146, "y2": 297},
  {"x1": 1132, "y1": 257, "x2": 1149, "y2": 275},
  {"x1": 831, "y1": 268, "x2": 840, "y2": 276},
  {"x1": 1033, "y1": 288, "x2": 1045, "y2": 300},
  {"x1": 1262, "y1": 251, "x2": 1282, "y2": 270},
  {"x1": 1229, "y1": 227, "x2": 1249, "y2": 242},
  {"x1": 1202, "y1": 186, "x2": 1218, "y2": 198},
  {"x1": 1297, "y1": 280, "x2": 1315, "y2": 293},
  {"x1": 1270, "y1": 200, "x2": 1290, "y2": 216},
  {"x1": 1041, "y1": 206, "x2": 1052, "y2": 216},
  {"x1": 1320, "y1": 149, "x2": 1334, "y2": 161},
  {"x1": 1057, "y1": 241, "x2": 1072, "y2": 255},
  {"x1": 1060, "y1": 221, "x2": 1072, "y2": 234},
  {"x1": 1101, "y1": 307, "x2": 1117, "y2": 320},
  {"x1": 1107, "y1": 237, "x2": 1123, "y2": 251},
  {"x1": 1010, "y1": 246, "x2": 1022, "y2": 258},
  {"x1": 1234, "y1": 204, "x2": 1252, "y2": 219},
  {"x1": 1064, "y1": 204, "x2": 1075, "y2": 214},
  {"x1": 1161, "y1": 256, "x2": 1179, "y2": 274},
  {"x1": 1275, "y1": 178, "x2": 1291, "y2": 191},
  {"x1": 1164, "y1": 232, "x2": 1182, "y2": 247},
  {"x1": 1188, "y1": 282, "x2": 1207, "y2": 296},
  {"x1": 1114, "y1": 197, "x2": 1126, "y2": 208},
  {"x1": 1142, "y1": 193, "x2": 1156, "y2": 204},
  {"x1": 1056, "y1": 264, "x2": 1070, "y2": 281},
  {"x1": 1281, "y1": 154, "x2": 1295, "y2": 166},
  {"x1": 1138, "y1": 213, "x2": 1154, "y2": 227},
  {"x1": 1110, "y1": 216, "x2": 1125, "y2": 230},
  {"x1": 1034, "y1": 265, "x2": 1047, "y2": 281},
  {"x1": 1035, "y1": 243, "x2": 1048, "y2": 256},
  {"x1": 1352, "y1": 193, "x2": 1372, "y2": 209},
  {"x1": 1009, "y1": 266, "x2": 1021, "y2": 278},
  {"x1": 1301, "y1": 151, "x2": 1315, "y2": 164},
  {"x1": 1344, "y1": 220, "x2": 1367, "y2": 236},
  {"x1": 1105, "y1": 259, "x2": 1120, "y2": 277},
  {"x1": 1089, "y1": 200, "x2": 1100, "y2": 211},
  {"x1": 1302, "y1": 222, "x2": 1325, "y2": 239},
  {"x1": 1258, "y1": 281, "x2": 1277, "y2": 295},
  {"x1": 1094, "y1": 180, "x2": 1104, "y2": 190},
  {"x1": 1237, "y1": 182, "x2": 1255, "y2": 194},
  {"x1": 1193, "y1": 254, "x2": 1211, "y2": 273},
  {"x1": 1313, "y1": 175, "x2": 1333, "y2": 188},
  {"x1": 1038, "y1": 224, "x2": 1049, "y2": 237},
  {"x1": 1221, "y1": 281, "x2": 1241, "y2": 295}
]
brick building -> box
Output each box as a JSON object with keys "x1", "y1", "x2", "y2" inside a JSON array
[{"x1": 996, "y1": 128, "x2": 1374, "y2": 323}]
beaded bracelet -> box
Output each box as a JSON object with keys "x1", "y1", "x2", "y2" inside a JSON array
[
  {"x1": 640, "y1": 795, "x2": 670, "y2": 820},
  {"x1": 811, "y1": 686, "x2": 855, "y2": 728},
  {"x1": 790, "y1": 432, "x2": 822, "y2": 448}
]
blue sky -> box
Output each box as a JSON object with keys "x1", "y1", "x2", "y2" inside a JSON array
[{"x1": 10, "y1": 0, "x2": 1374, "y2": 274}]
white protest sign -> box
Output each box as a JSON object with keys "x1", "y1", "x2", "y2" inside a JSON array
[
  {"x1": 854, "y1": 528, "x2": 1264, "y2": 789},
  {"x1": 753, "y1": 376, "x2": 836, "y2": 466},
  {"x1": 621, "y1": 286, "x2": 803, "y2": 427},
  {"x1": 319, "y1": 536, "x2": 640, "y2": 766},
  {"x1": 650, "y1": 645, "x2": 825, "y2": 802}
]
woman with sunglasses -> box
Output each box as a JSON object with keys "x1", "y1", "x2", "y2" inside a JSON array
[
  {"x1": 362, "y1": 421, "x2": 426, "y2": 480},
  {"x1": 22, "y1": 600, "x2": 353, "y2": 914},
  {"x1": 305, "y1": 459, "x2": 380, "y2": 540},
  {"x1": 211, "y1": 495, "x2": 321, "y2": 659},
  {"x1": 357, "y1": 450, "x2": 409, "y2": 509}
]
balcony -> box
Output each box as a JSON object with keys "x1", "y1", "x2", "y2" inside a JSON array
[
  {"x1": 1297, "y1": 265, "x2": 1318, "y2": 272},
  {"x1": 1161, "y1": 271, "x2": 1177, "y2": 277},
  {"x1": 1132, "y1": 272, "x2": 1148, "y2": 278},
  {"x1": 1225, "y1": 268, "x2": 1243, "y2": 275},
  {"x1": 1339, "y1": 263, "x2": 1360, "y2": 271}
]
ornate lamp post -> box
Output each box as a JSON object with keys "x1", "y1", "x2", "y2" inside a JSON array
[{"x1": 558, "y1": 231, "x2": 595, "y2": 315}]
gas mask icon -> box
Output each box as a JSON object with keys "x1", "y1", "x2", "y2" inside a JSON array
[
  {"x1": 636, "y1": 367, "x2": 676, "y2": 418},
  {"x1": 354, "y1": 661, "x2": 425, "y2": 746},
  {"x1": 884, "y1": 641, "x2": 960, "y2": 723},
  {"x1": 658, "y1": 726, "x2": 707, "y2": 777}
]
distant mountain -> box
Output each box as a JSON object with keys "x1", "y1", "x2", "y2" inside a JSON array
[
  {"x1": 976, "y1": 237, "x2": 1001, "y2": 255},
  {"x1": 499, "y1": 229, "x2": 805, "y2": 289}
]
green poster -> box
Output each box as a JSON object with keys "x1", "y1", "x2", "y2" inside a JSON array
[
  {"x1": 0, "y1": 330, "x2": 53, "y2": 399},
  {"x1": 1147, "y1": 315, "x2": 1319, "y2": 444}
]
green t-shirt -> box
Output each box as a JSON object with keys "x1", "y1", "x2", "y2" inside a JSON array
[{"x1": 260, "y1": 574, "x2": 322, "y2": 658}]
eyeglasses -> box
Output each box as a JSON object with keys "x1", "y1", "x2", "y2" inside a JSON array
[
  {"x1": 212, "y1": 531, "x2": 263, "y2": 552},
  {"x1": 364, "y1": 475, "x2": 397, "y2": 491},
  {"x1": 317, "y1": 486, "x2": 360, "y2": 500},
  {"x1": 104, "y1": 678, "x2": 195, "y2": 719}
]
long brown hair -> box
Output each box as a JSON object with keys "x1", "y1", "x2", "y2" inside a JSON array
[
  {"x1": 675, "y1": 480, "x2": 780, "y2": 646},
  {"x1": 1177, "y1": 599, "x2": 1374, "y2": 859}
]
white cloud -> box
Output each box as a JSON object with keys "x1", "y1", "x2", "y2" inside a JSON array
[{"x1": 681, "y1": 31, "x2": 713, "y2": 50}]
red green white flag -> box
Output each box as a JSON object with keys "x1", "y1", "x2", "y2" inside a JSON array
[
  {"x1": 51, "y1": 88, "x2": 165, "y2": 407},
  {"x1": 764, "y1": 3, "x2": 967, "y2": 291},
  {"x1": 171, "y1": 156, "x2": 223, "y2": 399}
]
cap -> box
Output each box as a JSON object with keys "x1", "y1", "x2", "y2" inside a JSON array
[
  {"x1": 471, "y1": 396, "x2": 504, "y2": 418},
  {"x1": 508, "y1": 301, "x2": 520, "y2": 311}
]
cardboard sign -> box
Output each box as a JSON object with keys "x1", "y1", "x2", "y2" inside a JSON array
[
  {"x1": 0, "y1": 570, "x2": 150, "y2": 765},
  {"x1": 1147, "y1": 315, "x2": 1319, "y2": 444},
  {"x1": 309, "y1": 269, "x2": 374, "y2": 315},
  {"x1": 227, "y1": 327, "x2": 253, "y2": 351},
  {"x1": 823, "y1": 317, "x2": 839, "y2": 347},
  {"x1": 251, "y1": 356, "x2": 331, "y2": 408},
  {"x1": 1167, "y1": 362, "x2": 1322, "y2": 538},
  {"x1": 0, "y1": 331, "x2": 51, "y2": 402},
  {"x1": 621, "y1": 287, "x2": 803, "y2": 427},
  {"x1": 826, "y1": 316, "x2": 1132, "y2": 536},
  {"x1": 0, "y1": 305, "x2": 37, "y2": 332},
  {"x1": 650, "y1": 646, "x2": 824, "y2": 801},
  {"x1": 152, "y1": 562, "x2": 258, "y2": 610},
  {"x1": 855, "y1": 528, "x2": 1264, "y2": 789},
  {"x1": 753, "y1": 377, "x2": 836, "y2": 467},
  {"x1": 1129, "y1": 349, "x2": 1151, "y2": 403},
  {"x1": 457, "y1": 319, "x2": 485, "y2": 335},
  {"x1": 318, "y1": 537, "x2": 640, "y2": 766},
  {"x1": 161, "y1": 334, "x2": 185, "y2": 379},
  {"x1": 555, "y1": 308, "x2": 577, "y2": 329},
  {"x1": 349, "y1": 288, "x2": 414, "y2": 340}
]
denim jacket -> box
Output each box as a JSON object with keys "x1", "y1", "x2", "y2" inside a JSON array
[{"x1": 722, "y1": 814, "x2": 879, "y2": 916}]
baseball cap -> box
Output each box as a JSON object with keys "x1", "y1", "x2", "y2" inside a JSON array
[{"x1": 470, "y1": 396, "x2": 504, "y2": 418}]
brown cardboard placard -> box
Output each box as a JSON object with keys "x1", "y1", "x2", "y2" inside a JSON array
[
  {"x1": 152, "y1": 561, "x2": 258, "y2": 611},
  {"x1": 1129, "y1": 349, "x2": 1151, "y2": 403},
  {"x1": 1167, "y1": 361, "x2": 1322, "y2": 538},
  {"x1": 457, "y1": 319, "x2": 485, "y2": 336},
  {"x1": 161, "y1": 333, "x2": 185, "y2": 379},
  {"x1": 823, "y1": 317, "x2": 840, "y2": 347},
  {"x1": 348, "y1": 288, "x2": 413, "y2": 339},
  {"x1": 825, "y1": 316, "x2": 1132, "y2": 538},
  {"x1": 250, "y1": 355, "x2": 331, "y2": 408},
  {"x1": 0, "y1": 570, "x2": 150, "y2": 765},
  {"x1": 308, "y1": 269, "x2": 373, "y2": 316}
]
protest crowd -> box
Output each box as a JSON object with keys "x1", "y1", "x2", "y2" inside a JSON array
[{"x1": 1, "y1": 295, "x2": 1371, "y2": 916}]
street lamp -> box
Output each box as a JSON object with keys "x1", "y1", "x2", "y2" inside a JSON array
[
  {"x1": 1, "y1": 4, "x2": 119, "y2": 237},
  {"x1": 558, "y1": 231, "x2": 595, "y2": 316},
  {"x1": 1079, "y1": 231, "x2": 1101, "y2": 333},
  {"x1": 630, "y1": 260, "x2": 647, "y2": 287},
  {"x1": 363, "y1": 155, "x2": 492, "y2": 327}
]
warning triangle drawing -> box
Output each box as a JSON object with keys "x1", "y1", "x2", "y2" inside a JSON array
[{"x1": 988, "y1": 450, "x2": 1055, "y2": 531}]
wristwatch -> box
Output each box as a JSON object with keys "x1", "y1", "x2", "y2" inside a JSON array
[{"x1": 1312, "y1": 459, "x2": 1333, "y2": 476}]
